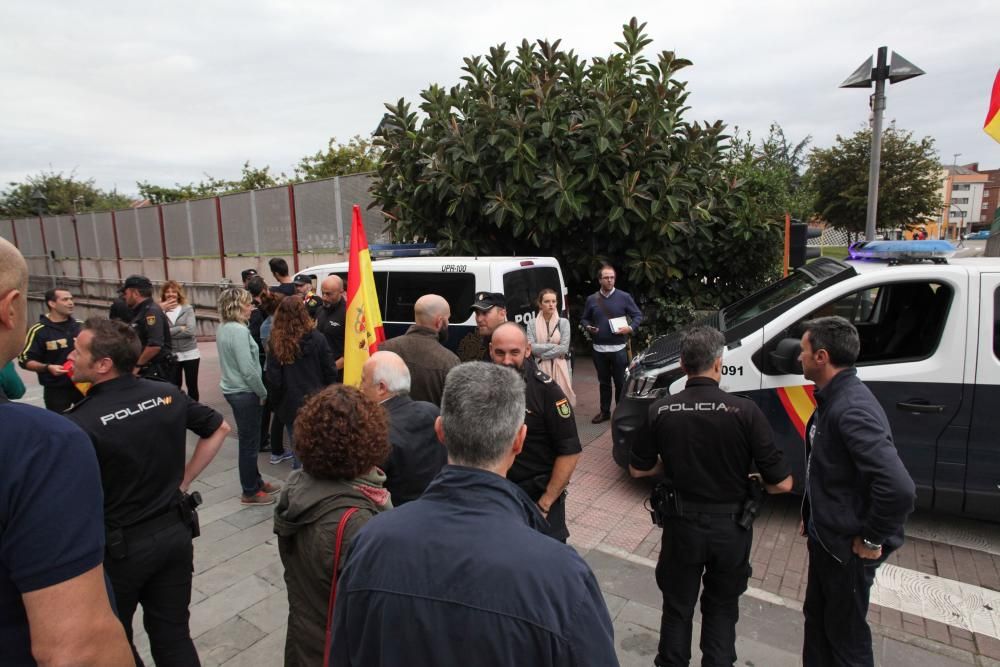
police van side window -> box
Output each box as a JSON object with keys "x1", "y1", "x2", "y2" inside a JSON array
[
  {"x1": 334, "y1": 271, "x2": 389, "y2": 320},
  {"x1": 383, "y1": 272, "x2": 475, "y2": 323},
  {"x1": 816, "y1": 281, "x2": 952, "y2": 364},
  {"x1": 503, "y1": 267, "x2": 563, "y2": 326},
  {"x1": 756, "y1": 281, "x2": 953, "y2": 373}
]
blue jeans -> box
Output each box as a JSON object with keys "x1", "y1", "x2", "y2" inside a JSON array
[{"x1": 225, "y1": 392, "x2": 264, "y2": 496}]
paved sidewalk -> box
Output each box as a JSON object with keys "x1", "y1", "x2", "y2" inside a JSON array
[{"x1": 13, "y1": 347, "x2": 1000, "y2": 665}]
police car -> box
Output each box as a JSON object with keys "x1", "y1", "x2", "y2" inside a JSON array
[{"x1": 612, "y1": 241, "x2": 1000, "y2": 519}]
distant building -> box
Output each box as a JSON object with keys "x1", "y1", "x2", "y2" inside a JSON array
[
  {"x1": 966, "y1": 164, "x2": 1000, "y2": 230},
  {"x1": 938, "y1": 165, "x2": 988, "y2": 238}
]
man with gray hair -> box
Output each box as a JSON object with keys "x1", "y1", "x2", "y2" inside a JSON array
[
  {"x1": 379, "y1": 293, "x2": 460, "y2": 405},
  {"x1": 360, "y1": 351, "x2": 445, "y2": 505},
  {"x1": 330, "y1": 362, "x2": 619, "y2": 666},
  {"x1": 631, "y1": 325, "x2": 792, "y2": 667}
]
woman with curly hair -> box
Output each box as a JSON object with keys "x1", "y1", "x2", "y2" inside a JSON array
[
  {"x1": 265, "y1": 297, "x2": 336, "y2": 466},
  {"x1": 215, "y1": 287, "x2": 279, "y2": 505},
  {"x1": 274, "y1": 384, "x2": 392, "y2": 667},
  {"x1": 160, "y1": 280, "x2": 201, "y2": 400}
]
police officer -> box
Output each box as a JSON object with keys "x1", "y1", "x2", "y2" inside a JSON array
[
  {"x1": 630, "y1": 326, "x2": 792, "y2": 667},
  {"x1": 490, "y1": 322, "x2": 581, "y2": 542},
  {"x1": 66, "y1": 317, "x2": 232, "y2": 666},
  {"x1": 121, "y1": 274, "x2": 174, "y2": 380},
  {"x1": 466, "y1": 291, "x2": 507, "y2": 362},
  {"x1": 294, "y1": 274, "x2": 321, "y2": 318}
]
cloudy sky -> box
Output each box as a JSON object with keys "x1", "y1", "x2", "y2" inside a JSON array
[{"x1": 2, "y1": 1, "x2": 999, "y2": 194}]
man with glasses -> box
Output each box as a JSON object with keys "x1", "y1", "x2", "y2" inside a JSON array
[{"x1": 580, "y1": 264, "x2": 643, "y2": 423}]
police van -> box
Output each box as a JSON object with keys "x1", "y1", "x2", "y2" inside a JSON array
[
  {"x1": 612, "y1": 241, "x2": 1000, "y2": 519},
  {"x1": 295, "y1": 255, "x2": 569, "y2": 359}
]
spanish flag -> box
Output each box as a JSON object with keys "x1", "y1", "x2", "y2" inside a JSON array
[
  {"x1": 343, "y1": 205, "x2": 384, "y2": 386},
  {"x1": 986, "y1": 68, "x2": 1000, "y2": 144}
]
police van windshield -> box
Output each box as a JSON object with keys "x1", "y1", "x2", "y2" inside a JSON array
[{"x1": 721, "y1": 272, "x2": 819, "y2": 331}]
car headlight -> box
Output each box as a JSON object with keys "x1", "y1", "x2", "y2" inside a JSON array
[{"x1": 625, "y1": 365, "x2": 685, "y2": 399}]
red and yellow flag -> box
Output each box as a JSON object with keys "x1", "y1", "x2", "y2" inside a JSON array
[
  {"x1": 343, "y1": 205, "x2": 384, "y2": 386},
  {"x1": 986, "y1": 68, "x2": 1000, "y2": 144}
]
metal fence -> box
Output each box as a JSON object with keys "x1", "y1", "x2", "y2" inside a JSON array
[{"x1": 0, "y1": 172, "x2": 384, "y2": 287}]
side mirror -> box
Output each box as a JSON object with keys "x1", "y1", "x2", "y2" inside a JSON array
[{"x1": 770, "y1": 338, "x2": 803, "y2": 375}]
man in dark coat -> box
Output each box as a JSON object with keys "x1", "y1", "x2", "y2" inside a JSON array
[
  {"x1": 360, "y1": 351, "x2": 445, "y2": 504},
  {"x1": 329, "y1": 362, "x2": 618, "y2": 666},
  {"x1": 379, "y1": 294, "x2": 459, "y2": 406}
]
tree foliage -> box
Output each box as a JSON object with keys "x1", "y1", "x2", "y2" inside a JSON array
[
  {"x1": 294, "y1": 135, "x2": 379, "y2": 181},
  {"x1": 0, "y1": 170, "x2": 131, "y2": 217},
  {"x1": 726, "y1": 123, "x2": 814, "y2": 225},
  {"x1": 372, "y1": 18, "x2": 782, "y2": 332},
  {"x1": 807, "y1": 125, "x2": 942, "y2": 234}
]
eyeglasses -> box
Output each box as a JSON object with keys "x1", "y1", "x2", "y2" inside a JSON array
[{"x1": 600, "y1": 275, "x2": 615, "y2": 281}]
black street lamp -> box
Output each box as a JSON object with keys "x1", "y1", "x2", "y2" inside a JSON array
[{"x1": 29, "y1": 188, "x2": 47, "y2": 216}]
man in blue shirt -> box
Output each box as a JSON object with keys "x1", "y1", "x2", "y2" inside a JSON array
[
  {"x1": 580, "y1": 264, "x2": 643, "y2": 423},
  {"x1": 0, "y1": 236, "x2": 132, "y2": 667}
]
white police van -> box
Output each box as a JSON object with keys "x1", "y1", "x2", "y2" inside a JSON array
[
  {"x1": 612, "y1": 241, "x2": 1000, "y2": 519},
  {"x1": 295, "y1": 255, "x2": 568, "y2": 360}
]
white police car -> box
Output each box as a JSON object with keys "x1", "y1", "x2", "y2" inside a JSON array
[{"x1": 613, "y1": 241, "x2": 1000, "y2": 519}]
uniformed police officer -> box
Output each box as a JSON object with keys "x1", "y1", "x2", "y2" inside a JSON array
[
  {"x1": 121, "y1": 274, "x2": 174, "y2": 380},
  {"x1": 490, "y1": 321, "x2": 581, "y2": 542},
  {"x1": 294, "y1": 274, "x2": 321, "y2": 318},
  {"x1": 465, "y1": 292, "x2": 507, "y2": 362},
  {"x1": 630, "y1": 326, "x2": 792, "y2": 667},
  {"x1": 67, "y1": 317, "x2": 232, "y2": 667}
]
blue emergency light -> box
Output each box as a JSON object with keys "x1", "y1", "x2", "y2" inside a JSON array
[
  {"x1": 369, "y1": 243, "x2": 438, "y2": 259},
  {"x1": 848, "y1": 240, "x2": 956, "y2": 264}
]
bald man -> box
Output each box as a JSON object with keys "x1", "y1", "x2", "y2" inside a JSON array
[
  {"x1": 0, "y1": 238, "x2": 133, "y2": 666},
  {"x1": 360, "y1": 351, "x2": 446, "y2": 505},
  {"x1": 490, "y1": 322, "x2": 581, "y2": 542},
  {"x1": 315, "y1": 274, "x2": 346, "y2": 382},
  {"x1": 380, "y1": 293, "x2": 460, "y2": 406}
]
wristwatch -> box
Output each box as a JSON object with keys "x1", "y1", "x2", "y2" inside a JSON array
[{"x1": 862, "y1": 538, "x2": 882, "y2": 551}]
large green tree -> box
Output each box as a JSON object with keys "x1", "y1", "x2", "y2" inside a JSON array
[
  {"x1": 807, "y1": 125, "x2": 941, "y2": 235},
  {"x1": 373, "y1": 18, "x2": 782, "y2": 333},
  {"x1": 726, "y1": 123, "x2": 814, "y2": 226},
  {"x1": 0, "y1": 171, "x2": 131, "y2": 217}
]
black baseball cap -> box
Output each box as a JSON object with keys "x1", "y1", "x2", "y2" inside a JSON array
[
  {"x1": 470, "y1": 292, "x2": 505, "y2": 312},
  {"x1": 122, "y1": 275, "x2": 152, "y2": 291},
  {"x1": 293, "y1": 274, "x2": 313, "y2": 285},
  {"x1": 241, "y1": 268, "x2": 258, "y2": 282}
]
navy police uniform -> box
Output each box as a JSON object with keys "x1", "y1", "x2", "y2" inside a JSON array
[
  {"x1": 18, "y1": 314, "x2": 83, "y2": 412},
  {"x1": 507, "y1": 358, "x2": 581, "y2": 542},
  {"x1": 67, "y1": 374, "x2": 223, "y2": 667},
  {"x1": 631, "y1": 377, "x2": 789, "y2": 666},
  {"x1": 131, "y1": 297, "x2": 174, "y2": 380}
]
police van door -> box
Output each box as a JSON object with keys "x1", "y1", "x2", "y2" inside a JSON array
[
  {"x1": 964, "y1": 273, "x2": 1000, "y2": 518},
  {"x1": 756, "y1": 271, "x2": 967, "y2": 509}
]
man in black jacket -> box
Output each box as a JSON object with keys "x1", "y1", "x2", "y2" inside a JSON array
[
  {"x1": 360, "y1": 351, "x2": 445, "y2": 504},
  {"x1": 798, "y1": 316, "x2": 916, "y2": 667},
  {"x1": 18, "y1": 287, "x2": 83, "y2": 411}
]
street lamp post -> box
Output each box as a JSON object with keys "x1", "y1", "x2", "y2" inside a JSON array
[
  {"x1": 29, "y1": 188, "x2": 56, "y2": 288},
  {"x1": 841, "y1": 47, "x2": 925, "y2": 241}
]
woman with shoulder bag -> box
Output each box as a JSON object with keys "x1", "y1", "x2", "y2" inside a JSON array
[
  {"x1": 526, "y1": 288, "x2": 576, "y2": 406},
  {"x1": 274, "y1": 384, "x2": 391, "y2": 667}
]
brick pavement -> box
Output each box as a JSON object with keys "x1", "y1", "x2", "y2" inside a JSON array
[{"x1": 12, "y1": 346, "x2": 1000, "y2": 664}]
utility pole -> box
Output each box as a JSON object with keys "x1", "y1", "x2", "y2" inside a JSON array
[{"x1": 841, "y1": 47, "x2": 925, "y2": 241}]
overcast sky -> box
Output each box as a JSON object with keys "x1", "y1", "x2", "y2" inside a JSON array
[{"x1": 2, "y1": 1, "x2": 999, "y2": 194}]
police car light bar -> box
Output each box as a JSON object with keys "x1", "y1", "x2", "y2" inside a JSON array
[
  {"x1": 848, "y1": 240, "x2": 956, "y2": 264},
  {"x1": 369, "y1": 243, "x2": 438, "y2": 259}
]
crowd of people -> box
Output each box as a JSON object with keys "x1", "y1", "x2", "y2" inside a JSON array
[{"x1": 0, "y1": 236, "x2": 917, "y2": 667}]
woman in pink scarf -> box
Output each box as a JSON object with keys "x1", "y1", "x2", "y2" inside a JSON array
[{"x1": 527, "y1": 288, "x2": 577, "y2": 406}]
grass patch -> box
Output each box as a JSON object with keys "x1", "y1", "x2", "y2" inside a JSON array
[{"x1": 821, "y1": 246, "x2": 849, "y2": 260}]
